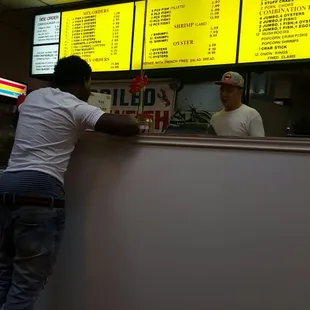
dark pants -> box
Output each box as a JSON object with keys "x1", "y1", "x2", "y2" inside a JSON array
[{"x1": 0, "y1": 203, "x2": 65, "y2": 310}]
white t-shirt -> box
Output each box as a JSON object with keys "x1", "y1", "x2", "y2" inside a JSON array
[
  {"x1": 210, "y1": 104, "x2": 265, "y2": 137},
  {"x1": 5, "y1": 87, "x2": 104, "y2": 183}
]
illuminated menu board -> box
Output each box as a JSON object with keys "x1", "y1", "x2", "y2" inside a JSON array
[
  {"x1": 32, "y1": 12, "x2": 61, "y2": 75},
  {"x1": 32, "y1": 45, "x2": 59, "y2": 75},
  {"x1": 59, "y1": 3, "x2": 135, "y2": 71},
  {"x1": 33, "y1": 13, "x2": 60, "y2": 45},
  {"x1": 238, "y1": 0, "x2": 310, "y2": 63},
  {"x1": 132, "y1": 0, "x2": 241, "y2": 69},
  {"x1": 31, "y1": 0, "x2": 310, "y2": 76}
]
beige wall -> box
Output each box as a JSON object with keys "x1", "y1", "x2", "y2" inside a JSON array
[{"x1": 36, "y1": 133, "x2": 310, "y2": 310}]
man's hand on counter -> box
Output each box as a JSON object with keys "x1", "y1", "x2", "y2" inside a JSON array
[{"x1": 94, "y1": 114, "x2": 140, "y2": 136}]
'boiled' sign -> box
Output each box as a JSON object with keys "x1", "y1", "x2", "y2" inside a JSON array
[{"x1": 91, "y1": 81, "x2": 176, "y2": 132}]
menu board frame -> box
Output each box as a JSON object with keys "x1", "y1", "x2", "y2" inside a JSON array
[
  {"x1": 30, "y1": 0, "x2": 310, "y2": 80},
  {"x1": 30, "y1": 10, "x2": 61, "y2": 78},
  {"x1": 59, "y1": 3, "x2": 136, "y2": 72},
  {"x1": 30, "y1": 0, "x2": 244, "y2": 79},
  {"x1": 30, "y1": 1, "x2": 139, "y2": 79},
  {"x1": 237, "y1": 0, "x2": 310, "y2": 67}
]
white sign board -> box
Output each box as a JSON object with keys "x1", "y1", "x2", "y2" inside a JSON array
[
  {"x1": 88, "y1": 93, "x2": 112, "y2": 113},
  {"x1": 32, "y1": 45, "x2": 59, "y2": 75},
  {"x1": 91, "y1": 81, "x2": 176, "y2": 132},
  {"x1": 33, "y1": 13, "x2": 61, "y2": 45}
]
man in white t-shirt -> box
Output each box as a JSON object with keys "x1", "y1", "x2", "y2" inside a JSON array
[
  {"x1": 0, "y1": 56, "x2": 139, "y2": 310},
  {"x1": 208, "y1": 71, "x2": 265, "y2": 137}
]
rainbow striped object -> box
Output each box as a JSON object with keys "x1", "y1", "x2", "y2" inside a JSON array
[{"x1": 0, "y1": 78, "x2": 27, "y2": 99}]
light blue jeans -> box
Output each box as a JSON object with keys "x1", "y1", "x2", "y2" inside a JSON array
[{"x1": 0, "y1": 204, "x2": 65, "y2": 310}]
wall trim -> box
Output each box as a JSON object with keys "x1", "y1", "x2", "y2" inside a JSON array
[
  {"x1": 82, "y1": 132, "x2": 310, "y2": 153},
  {"x1": 137, "y1": 135, "x2": 310, "y2": 153}
]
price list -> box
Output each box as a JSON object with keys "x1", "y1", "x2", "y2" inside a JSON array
[
  {"x1": 32, "y1": 45, "x2": 59, "y2": 75},
  {"x1": 33, "y1": 13, "x2": 60, "y2": 45},
  {"x1": 132, "y1": 0, "x2": 240, "y2": 70},
  {"x1": 239, "y1": 0, "x2": 310, "y2": 63},
  {"x1": 59, "y1": 3, "x2": 134, "y2": 72}
]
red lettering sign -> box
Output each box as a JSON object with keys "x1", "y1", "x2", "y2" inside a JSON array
[{"x1": 112, "y1": 110, "x2": 169, "y2": 131}]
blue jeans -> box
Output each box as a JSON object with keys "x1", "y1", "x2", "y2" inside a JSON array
[{"x1": 0, "y1": 204, "x2": 65, "y2": 310}]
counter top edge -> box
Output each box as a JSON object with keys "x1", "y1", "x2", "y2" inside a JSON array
[{"x1": 83, "y1": 133, "x2": 310, "y2": 153}]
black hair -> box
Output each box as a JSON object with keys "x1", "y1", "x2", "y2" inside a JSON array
[{"x1": 53, "y1": 55, "x2": 92, "y2": 87}]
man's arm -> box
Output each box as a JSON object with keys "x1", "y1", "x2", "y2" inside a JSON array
[
  {"x1": 94, "y1": 114, "x2": 139, "y2": 136},
  {"x1": 249, "y1": 115, "x2": 265, "y2": 137},
  {"x1": 75, "y1": 103, "x2": 139, "y2": 136}
]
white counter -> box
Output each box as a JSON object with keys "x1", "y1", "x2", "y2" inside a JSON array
[{"x1": 23, "y1": 133, "x2": 310, "y2": 310}]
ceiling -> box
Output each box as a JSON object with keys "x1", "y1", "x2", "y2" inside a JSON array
[{"x1": 0, "y1": 0, "x2": 97, "y2": 10}]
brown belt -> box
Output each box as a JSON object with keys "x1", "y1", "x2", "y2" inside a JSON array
[{"x1": 0, "y1": 194, "x2": 65, "y2": 208}]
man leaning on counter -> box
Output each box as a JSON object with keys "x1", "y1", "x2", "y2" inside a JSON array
[
  {"x1": 208, "y1": 72, "x2": 265, "y2": 137},
  {"x1": 0, "y1": 56, "x2": 139, "y2": 310}
]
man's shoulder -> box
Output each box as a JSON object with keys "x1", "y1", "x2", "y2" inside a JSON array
[
  {"x1": 211, "y1": 109, "x2": 225, "y2": 119},
  {"x1": 20, "y1": 89, "x2": 87, "y2": 120},
  {"x1": 210, "y1": 110, "x2": 225, "y2": 127},
  {"x1": 25, "y1": 87, "x2": 48, "y2": 99},
  {"x1": 241, "y1": 104, "x2": 259, "y2": 114},
  {"x1": 51, "y1": 88, "x2": 86, "y2": 104},
  {"x1": 29, "y1": 87, "x2": 86, "y2": 106},
  {"x1": 240, "y1": 105, "x2": 261, "y2": 118}
]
